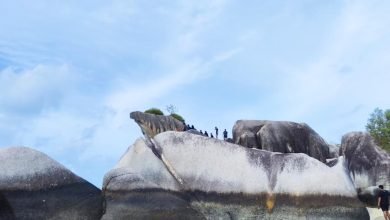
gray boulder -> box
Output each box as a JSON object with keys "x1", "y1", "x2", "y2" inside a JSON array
[
  {"x1": 328, "y1": 144, "x2": 340, "y2": 158},
  {"x1": 339, "y1": 132, "x2": 390, "y2": 205},
  {"x1": 233, "y1": 120, "x2": 330, "y2": 162},
  {"x1": 0, "y1": 147, "x2": 103, "y2": 220},
  {"x1": 130, "y1": 111, "x2": 185, "y2": 138},
  {"x1": 356, "y1": 186, "x2": 382, "y2": 207},
  {"x1": 102, "y1": 132, "x2": 369, "y2": 220}
]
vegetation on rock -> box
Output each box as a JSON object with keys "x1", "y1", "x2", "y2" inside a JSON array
[
  {"x1": 145, "y1": 105, "x2": 186, "y2": 123},
  {"x1": 144, "y1": 108, "x2": 164, "y2": 115},
  {"x1": 170, "y1": 113, "x2": 185, "y2": 123}
]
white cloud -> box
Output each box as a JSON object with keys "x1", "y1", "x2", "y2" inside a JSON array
[
  {"x1": 0, "y1": 64, "x2": 77, "y2": 113},
  {"x1": 258, "y1": 1, "x2": 390, "y2": 143},
  {"x1": 275, "y1": 1, "x2": 390, "y2": 118}
]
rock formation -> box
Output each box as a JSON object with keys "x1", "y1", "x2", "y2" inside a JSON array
[
  {"x1": 102, "y1": 131, "x2": 369, "y2": 220},
  {"x1": 0, "y1": 147, "x2": 103, "y2": 220},
  {"x1": 130, "y1": 111, "x2": 185, "y2": 137},
  {"x1": 339, "y1": 132, "x2": 390, "y2": 189},
  {"x1": 339, "y1": 132, "x2": 390, "y2": 206},
  {"x1": 233, "y1": 120, "x2": 330, "y2": 162}
]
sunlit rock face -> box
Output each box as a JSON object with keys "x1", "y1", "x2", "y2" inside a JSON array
[
  {"x1": 233, "y1": 120, "x2": 330, "y2": 162},
  {"x1": 339, "y1": 132, "x2": 390, "y2": 206},
  {"x1": 103, "y1": 132, "x2": 369, "y2": 220},
  {"x1": 0, "y1": 147, "x2": 103, "y2": 220},
  {"x1": 130, "y1": 111, "x2": 185, "y2": 138}
]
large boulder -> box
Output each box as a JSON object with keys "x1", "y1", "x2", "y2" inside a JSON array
[
  {"x1": 340, "y1": 132, "x2": 390, "y2": 189},
  {"x1": 339, "y1": 132, "x2": 390, "y2": 206},
  {"x1": 130, "y1": 111, "x2": 185, "y2": 138},
  {"x1": 103, "y1": 131, "x2": 369, "y2": 220},
  {"x1": 0, "y1": 147, "x2": 103, "y2": 220},
  {"x1": 233, "y1": 120, "x2": 330, "y2": 162}
]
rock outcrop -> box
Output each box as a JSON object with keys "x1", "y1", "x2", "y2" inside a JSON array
[
  {"x1": 0, "y1": 147, "x2": 103, "y2": 220},
  {"x1": 339, "y1": 132, "x2": 390, "y2": 206},
  {"x1": 102, "y1": 131, "x2": 369, "y2": 220},
  {"x1": 339, "y1": 132, "x2": 390, "y2": 189},
  {"x1": 130, "y1": 111, "x2": 185, "y2": 137},
  {"x1": 233, "y1": 120, "x2": 330, "y2": 162}
]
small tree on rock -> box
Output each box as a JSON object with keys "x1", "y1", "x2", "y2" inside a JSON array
[
  {"x1": 366, "y1": 108, "x2": 390, "y2": 151},
  {"x1": 166, "y1": 104, "x2": 177, "y2": 114}
]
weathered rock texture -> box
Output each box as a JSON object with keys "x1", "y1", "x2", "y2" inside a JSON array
[
  {"x1": 328, "y1": 144, "x2": 340, "y2": 158},
  {"x1": 340, "y1": 132, "x2": 390, "y2": 189},
  {"x1": 233, "y1": 120, "x2": 330, "y2": 162},
  {"x1": 0, "y1": 147, "x2": 103, "y2": 220},
  {"x1": 130, "y1": 111, "x2": 185, "y2": 137},
  {"x1": 339, "y1": 132, "x2": 390, "y2": 206},
  {"x1": 102, "y1": 131, "x2": 369, "y2": 220}
]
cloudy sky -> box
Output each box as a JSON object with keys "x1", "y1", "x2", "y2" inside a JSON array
[{"x1": 1, "y1": 0, "x2": 389, "y2": 187}]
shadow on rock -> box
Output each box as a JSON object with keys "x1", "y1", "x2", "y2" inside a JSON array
[{"x1": 0, "y1": 192, "x2": 15, "y2": 220}]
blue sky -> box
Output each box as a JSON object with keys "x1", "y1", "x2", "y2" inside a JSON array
[{"x1": 1, "y1": 0, "x2": 389, "y2": 187}]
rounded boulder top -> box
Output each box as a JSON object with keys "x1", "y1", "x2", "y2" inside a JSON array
[{"x1": 0, "y1": 146, "x2": 83, "y2": 190}]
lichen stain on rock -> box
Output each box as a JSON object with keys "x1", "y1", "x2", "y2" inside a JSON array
[{"x1": 266, "y1": 193, "x2": 275, "y2": 213}]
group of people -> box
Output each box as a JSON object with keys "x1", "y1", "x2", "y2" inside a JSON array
[{"x1": 184, "y1": 125, "x2": 229, "y2": 140}]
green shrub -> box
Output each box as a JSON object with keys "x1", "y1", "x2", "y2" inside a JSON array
[
  {"x1": 145, "y1": 108, "x2": 164, "y2": 115},
  {"x1": 170, "y1": 113, "x2": 185, "y2": 122}
]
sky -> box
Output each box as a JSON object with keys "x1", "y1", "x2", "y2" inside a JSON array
[{"x1": 0, "y1": 0, "x2": 389, "y2": 187}]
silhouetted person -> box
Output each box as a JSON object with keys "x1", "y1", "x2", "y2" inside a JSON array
[
  {"x1": 210, "y1": 133, "x2": 214, "y2": 138},
  {"x1": 186, "y1": 124, "x2": 191, "y2": 130},
  {"x1": 223, "y1": 129, "x2": 228, "y2": 140},
  {"x1": 378, "y1": 185, "x2": 390, "y2": 220},
  {"x1": 204, "y1": 131, "x2": 209, "y2": 137},
  {"x1": 215, "y1": 126, "x2": 219, "y2": 139},
  {"x1": 191, "y1": 125, "x2": 195, "y2": 129},
  {"x1": 200, "y1": 130, "x2": 203, "y2": 135}
]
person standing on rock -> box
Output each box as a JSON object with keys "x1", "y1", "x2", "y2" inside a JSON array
[
  {"x1": 378, "y1": 185, "x2": 390, "y2": 220},
  {"x1": 204, "y1": 131, "x2": 209, "y2": 137},
  {"x1": 215, "y1": 126, "x2": 219, "y2": 139},
  {"x1": 223, "y1": 129, "x2": 228, "y2": 140}
]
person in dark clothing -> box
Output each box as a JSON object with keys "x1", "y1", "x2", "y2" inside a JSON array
[
  {"x1": 204, "y1": 131, "x2": 209, "y2": 137},
  {"x1": 223, "y1": 129, "x2": 228, "y2": 140},
  {"x1": 191, "y1": 125, "x2": 195, "y2": 129},
  {"x1": 210, "y1": 133, "x2": 214, "y2": 138},
  {"x1": 378, "y1": 185, "x2": 390, "y2": 220},
  {"x1": 200, "y1": 130, "x2": 203, "y2": 135},
  {"x1": 215, "y1": 126, "x2": 219, "y2": 139}
]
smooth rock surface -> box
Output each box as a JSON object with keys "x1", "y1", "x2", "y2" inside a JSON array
[
  {"x1": 0, "y1": 147, "x2": 103, "y2": 220},
  {"x1": 233, "y1": 120, "x2": 330, "y2": 162},
  {"x1": 103, "y1": 131, "x2": 369, "y2": 220},
  {"x1": 367, "y1": 207, "x2": 386, "y2": 220}
]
